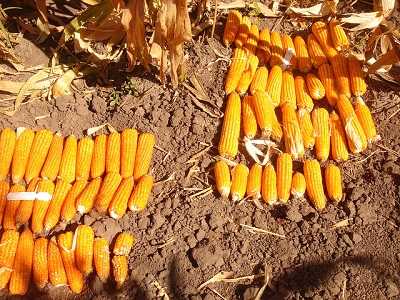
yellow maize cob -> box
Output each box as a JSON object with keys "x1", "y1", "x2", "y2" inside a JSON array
[
  {"x1": 242, "y1": 95, "x2": 258, "y2": 139},
  {"x1": 250, "y1": 66, "x2": 268, "y2": 95},
  {"x1": 0, "y1": 230, "x2": 19, "y2": 290},
  {"x1": 261, "y1": 164, "x2": 277, "y2": 205},
  {"x1": 277, "y1": 153, "x2": 292, "y2": 203},
  {"x1": 11, "y1": 128, "x2": 34, "y2": 184},
  {"x1": 214, "y1": 161, "x2": 231, "y2": 199},
  {"x1": 3, "y1": 183, "x2": 25, "y2": 230},
  {"x1": 243, "y1": 24, "x2": 259, "y2": 54},
  {"x1": 0, "y1": 128, "x2": 16, "y2": 181},
  {"x1": 331, "y1": 54, "x2": 351, "y2": 98},
  {"x1": 303, "y1": 159, "x2": 326, "y2": 211},
  {"x1": 348, "y1": 54, "x2": 367, "y2": 97},
  {"x1": 0, "y1": 181, "x2": 10, "y2": 226},
  {"x1": 234, "y1": 16, "x2": 251, "y2": 48},
  {"x1": 306, "y1": 73, "x2": 325, "y2": 100},
  {"x1": 246, "y1": 163, "x2": 262, "y2": 200},
  {"x1": 297, "y1": 108, "x2": 315, "y2": 149},
  {"x1": 252, "y1": 90, "x2": 276, "y2": 138},
  {"x1": 291, "y1": 172, "x2": 306, "y2": 199},
  {"x1": 325, "y1": 164, "x2": 343, "y2": 202},
  {"x1": 355, "y1": 97, "x2": 380, "y2": 143},
  {"x1": 230, "y1": 164, "x2": 248, "y2": 202},
  {"x1": 33, "y1": 237, "x2": 48, "y2": 290},
  {"x1": 113, "y1": 232, "x2": 134, "y2": 256},
  {"x1": 31, "y1": 179, "x2": 55, "y2": 235},
  {"x1": 312, "y1": 108, "x2": 330, "y2": 162},
  {"x1": 93, "y1": 237, "x2": 110, "y2": 284},
  {"x1": 256, "y1": 28, "x2": 271, "y2": 64},
  {"x1": 121, "y1": 129, "x2": 138, "y2": 179},
  {"x1": 47, "y1": 236, "x2": 67, "y2": 287},
  {"x1": 218, "y1": 92, "x2": 241, "y2": 159},
  {"x1": 223, "y1": 10, "x2": 242, "y2": 47},
  {"x1": 311, "y1": 21, "x2": 338, "y2": 60},
  {"x1": 281, "y1": 34, "x2": 297, "y2": 71},
  {"x1": 75, "y1": 224, "x2": 95, "y2": 275},
  {"x1": 318, "y1": 63, "x2": 339, "y2": 106},
  {"x1": 58, "y1": 135, "x2": 77, "y2": 183},
  {"x1": 91, "y1": 134, "x2": 107, "y2": 179},
  {"x1": 236, "y1": 53, "x2": 259, "y2": 96},
  {"x1": 112, "y1": 255, "x2": 128, "y2": 290},
  {"x1": 225, "y1": 47, "x2": 249, "y2": 94},
  {"x1": 295, "y1": 76, "x2": 314, "y2": 111},
  {"x1": 41, "y1": 132, "x2": 63, "y2": 181},
  {"x1": 330, "y1": 111, "x2": 349, "y2": 162},
  {"x1": 60, "y1": 180, "x2": 88, "y2": 223},
  {"x1": 329, "y1": 19, "x2": 349, "y2": 51},
  {"x1": 109, "y1": 177, "x2": 135, "y2": 220},
  {"x1": 76, "y1": 137, "x2": 94, "y2": 181},
  {"x1": 269, "y1": 31, "x2": 284, "y2": 67},
  {"x1": 106, "y1": 131, "x2": 121, "y2": 174},
  {"x1": 282, "y1": 103, "x2": 304, "y2": 159},
  {"x1": 58, "y1": 232, "x2": 83, "y2": 293},
  {"x1": 76, "y1": 177, "x2": 103, "y2": 214},
  {"x1": 280, "y1": 71, "x2": 297, "y2": 109},
  {"x1": 95, "y1": 172, "x2": 123, "y2": 213},
  {"x1": 9, "y1": 228, "x2": 34, "y2": 295},
  {"x1": 294, "y1": 36, "x2": 312, "y2": 73},
  {"x1": 128, "y1": 174, "x2": 154, "y2": 212},
  {"x1": 134, "y1": 133, "x2": 155, "y2": 183},
  {"x1": 266, "y1": 65, "x2": 283, "y2": 107},
  {"x1": 307, "y1": 34, "x2": 328, "y2": 69},
  {"x1": 14, "y1": 177, "x2": 40, "y2": 229}
]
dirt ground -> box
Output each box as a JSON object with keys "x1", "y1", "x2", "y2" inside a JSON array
[{"x1": 1, "y1": 2, "x2": 400, "y2": 300}]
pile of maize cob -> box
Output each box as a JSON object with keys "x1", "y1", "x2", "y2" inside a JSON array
[
  {"x1": 216, "y1": 11, "x2": 380, "y2": 210},
  {"x1": 0, "y1": 228, "x2": 133, "y2": 295}
]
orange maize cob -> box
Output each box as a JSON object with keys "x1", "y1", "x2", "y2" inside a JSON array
[
  {"x1": 294, "y1": 36, "x2": 312, "y2": 73},
  {"x1": 337, "y1": 95, "x2": 367, "y2": 153},
  {"x1": 133, "y1": 133, "x2": 155, "y2": 183},
  {"x1": 242, "y1": 95, "x2": 258, "y2": 139},
  {"x1": 250, "y1": 66, "x2": 268, "y2": 95},
  {"x1": 325, "y1": 164, "x2": 343, "y2": 202},
  {"x1": 75, "y1": 225, "x2": 95, "y2": 275},
  {"x1": 91, "y1": 134, "x2": 107, "y2": 179},
  {"x1": 47, "y1": 236, "x2": 67, "y2": 287},
  {"x1": 223, "y1": 10, "x2": 242, "y2": 47},
  {"x1": 113, "y1": 232, "x2": 134, "y2": 256},
  {"x1": 355, "y1": 97, "x2": 380, "y2": 143},
  {"x1": 76, "y1": 137, "x2": 94, "y2": 181},
  {"x1": 3, "y1": 183, "x2": 25, "y2": 230},
  {"x1": 318, "y1": 63, "x2": 339, "y2": 106},
  {"x1": 121, "y1": 129, "x2": 138, "y2": 179},
  {"x1": 261, "y1": 164, "x2": 277, "y2": 205},
  {"x1": 234, "y1": 16, "x2": 251, "y2": 48},
  {"x1": 225, "y1": 47, "x2": 249, "y2": 94},
  {"x1": 60, "y1": 180, "x2": 88, "y2": 222},
  {"x1": 246, "y1": 163, "x2": 262, "y2": 200},
  {"x1": 281, "y1": 34, "x2": 297, "y2": 71},
  {"x1": 329, "y1": 19, "x2": 349, "y2": 51},
  {"x1": 306, "y1": 73, "x2": 325, "y2": 100},
  {"x1": 269, "y1": 31, "x2": 284, "y2": 67},
  {"x1": 58, "y1": 232, "x2": 83, "y2": 293},
  {"x1": 44, "y1": 179, "x2": 72, "y2": 231},
  {"x1": 11, "y1": 128, "x2": 34, "y2": 184},
  {"x1": 31, "y1": 179, "x2": 55, "y2": 235},
  {"x1": 277, "y1": 153, "x2": 292, "y2": 203},
  {"x1": 312, "y1": 108, "x2": 330, "y2": 162},
  {"x1": 271, "y1": 109, "x2": 283, "y2": 143},
  {"x1": 0, "y1": 181, "x2": 10, "y2": 226},
  {"x1": 330, "y1": 111, "x2": 349, "y2": 162},
  {"x1": 297, "y1": 108, "x2": 315, "y2": 149},
  {"x1": 95, "y1": 172, "x2": 122, "y2": 213},
  {"x1": 331, "y1": 54, "x2": 351, "y2": 98},
  {"x1": 266, "y1": 65, "x2": 282, "y2": 107},
  {"x1": 218, "y1": 92, "x2": 241, "y2": 159},
  {"x1": 93, "y1": 237, "x2": 110, "y2": 284},
  {"x1": 348, "y1": 54, "x2": 367, "y2": 97},
  {"x1": 303, "y1": 159, "x2": 326, "y2": 211},
  {"x1": 0, "y1": 128, "x2": 16, "y2": 181},
  {"x1": 112, "y1": 255, "x2": 128, "y2": 290},
  {"x1": 243, "y1": 24, "x2": 259, "y2": 54},
  {"x1": 76, "y1": 177, "x2": 102, "y2": 214},
  {"x1": 236, "y1": 53, "x2": 259, "y2": 96},
  {"x1": 214, "y1": 161, "x2": 231, "y2": 198},
  {"x1": 106, "y1": 131, "x2": 121, "y2": 174},
  {"x1": 128, "y1": 174, "x2": 154, "y2": 212},
  {"x1": 109, "y1": 177, "x2": 135, "y2": 219},
  {"x1": 58, "y1": 135, "x2": 77, "y2": 183},
  {"x1": 307, "y1": 34, "x2": 328, "y2": 69},
  {"x1": 33, "y1": 237, "x2": 48, "y2": 290},
  {"x1": 41, "y1": 132, "x2": 63, "y2": 181},
  {"x1": 14, "y1": 177, "x2": 40, "y2": 229},
  {"x1": 311, "y1": 21, "x2": 338, "y2": 60},
  {"x1": 282, "y1": 103, "x2": 304, "y2": 159},
  {"x1": 9, "y1": 228, "x2": 34, "y2": 295},
  {"x1": 291, "y1": 172, "x2": 306, "y2": 199},
  {"x1": 230, "y1": 164, "x2": 248, "y2": 202},
  {"x1": 295, "y1": 76, "x2": 314, "y2": 111},
  {"x1": 252, "y1": 90, "x2": 276, "y2": 138},
  {"x1": 0, "y1": 230, "x2": 19, "y2": 290},
  {"x1": 280, "y1": 71, "x2": 297, "y2": 109},
  {"x1": 256, "y1": 28, "x2": 271, "y2": 64}
]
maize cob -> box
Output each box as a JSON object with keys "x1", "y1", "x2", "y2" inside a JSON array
[
  {"x1": 76, "y1": 137, "x2": 94, "y2": 181},
  {"x1": 25, "y1": 129, "x2": 53, "y2": 183},
  {"x1": 331, "y1": 54, "x2": 351, "y2": 98},
  {"x1": 246, "y1": 163, "x2": 262, "y2": 199},
  {"x1": 236, "y1": 53, "x2": 259, "y2": 96},
  {"x1": 225, "y1": 47, "x2": 249, "y2": 94},
  {"x1": 218, "y1": 92, "x2": 241, "y2": 159},
  {"x1": 0, "y1": 230, "x2": 19, "y2": 290},
  {"x1": 9, "y1": 228, "x2": 34, "y2": 295},
  {"x1": 0, "y1": 181, "x2": 10, "y2": 226},
  {"x1": 250, "y1": 66, "x2": 268, "y2": 95},
  {"x1": 75, "y1": 225, "x2": 95, "y2": 275},
  {"x1": 294, "y1": 36, "x2": 312, "y2": 73},
  {"x1": 11, "y1": 128, "x2": 34, "y2": 184},
  {"x1": 223, "y1": 10, "x2": 242, "y2": 47},
  {"x1": 133, "y1": 133, "x2": 155, "y2": 183},
  {"x1": 234, "y1": 16, "x2": 251, "y2": 48},
  {"x1": 269, "y1": 31, "x2": 284, "y2": 67},
  {"x1": 230, "y1": 164, "x2": 248, "y2": 202},
  {"x1": 312, "y1": 108, "x2": 330, "y2": 162},
  {"x1": 58, "y1": 135, "x2": 77, "y2": 183},
  {"x1": 330, "y1": 111, "x2": 349, "y2": 162},
  {"x1": 60, "y1": 180, "x2": 88, "y2": 222},
  {"x1": 242, "y1": 95, "x2": 258, "y2": 139},
  {"x1": 291, "y1": 172, "x2": 306, "y2": 199},
  {"x1": 109, "y1": 177, "x2": 135, "y2": 219},
  {"x1": 106, "y1": 131, "x2": 121, "y2": 174},
  {"x1": 33, "y1": 237, "x2": 48, "y2": 290},
  {"x1": 354, "y1": 97, "x2": 380, "y2": 142},
  {"x1": 112, "y1": 255, "x2": 128, "y2": 290},
  {"x1": 281, "y1": 34, "x2": 297, "y2": 71},
  {"x1": 311, "y1": 21, "x2": 338, "y2": 60},
  {"x1": 294, "y1": 76, "x2": 314, "y2": 111},
  {"x1": 113, "y1": 232, "x2": 134, "y2": 256},
  {"x1": 261, "y1": 164, "x2": 277, "y2": 205},
  {"x1": 76, "y1": 177, "x2": 103, "y2": 214},
  {"x1": 337, "y1": 95, "x2": 367, "y2": 153},
  {"x1": 41, "y1": 132, "x2": 63, "y2": 181},
  {"x1": 282, "y1": 103, "x2": 304, "y2": 159},
  {"x1": 266, "y1": 65, "x2": 283, "y2": 107},
  {"x1": 91, "y1": 134, "x2": 107, "y2": 179},
  {"x1": 3, "y1": 183, "x2": 25, "y2": 230},
  {"x1": 47, "y1": 236, "x2": 67, "y2": 287},
  {"x1": 121, "y1": 129, "x2": 138, "y2": 179},
  {"x1": 256, "y1": 28, "x2": 271, "y2": 64},
  {"x1": 214, "y1": 161, "x2": 231, "y2": 198},
  {"x1": 95, "y1": 172, "x2": 123, "y2": 213},
  {"x1": 348, "y1": 54, "x2": 367, "y2": 96},
  {"x1": 44, "y1": 179, "x2": 73, "y2": 231},
  {"x1": 128, "y1": 174, "x2": 154, "y2": 212},
  {"x1": 31, "y1": 179, "x2": 55, "y2": 235},
  {"x1": 271, "y1": 110, "x2": 283, "y2": 142},
  {"x1": 329, "y1": 19, "x2": 349, "y2": 51},
  {"x1": 93, "y1": 237, "x2": 110, "y2": 283},
  {"x1": 280, "y1": 71, "x2": 297, "y2": 109},
  {"x1": 58, "y1": 232, "x2": 83, "y2": 293},
  {"x1": 0, "y1": 128, "x2": 16, "y2": 181},
  {"x1": 307, "y1": 34, "x2": 328, "y2": 69},
  {"x1": 276, "y1": 153, "x2": 292, "y2": 203},
  {"x1": 14, "y1": 177, "x2": 40, "y2": 229},
  {"x1": 297, "y1": 108, "x2": 315, "y2": 149},
  {"x1": 303, "y1": 159, "x2": 326, "y2": 211},
  {"x1": 325, "y1": 164, "x2": 343, "y2": 202},
  {"x1": 243, "y1": 24, "x2": 259, "y2": 54},
  {"x1": 306, "y1": 73, "x2": 325, "y2": 100},
  {"x1": 252, "y1": 90, "x2": 275, "y2": 138},
  {"x1": 318, "y1": 64, "x2": 339, "y2": 106}
]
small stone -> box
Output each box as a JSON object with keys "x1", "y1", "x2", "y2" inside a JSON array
[
  {"x1": 286, "y1": 207, "x2": 303, "y2": 223},
  {"x1": 386, "y1": 280, "x2": 399, "y2": 298},
  {"x1": 350, "y1": 232, "x2": 362, "y2": 244}
]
